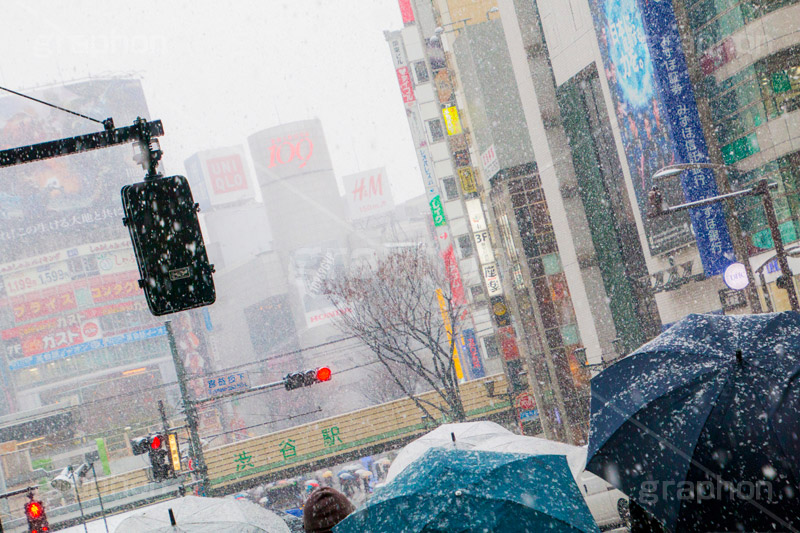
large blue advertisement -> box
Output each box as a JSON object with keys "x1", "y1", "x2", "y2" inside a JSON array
[
  {"x1": 638, "y1": 0, "x2": 734, "y2": 276},
  {"x1": 591, "y1": 0, "x2": 735, "y2": 276}
]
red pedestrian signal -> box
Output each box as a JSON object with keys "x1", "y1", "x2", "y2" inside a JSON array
[
  {"x1": 25, "y1": 498, "x2": 49, "y2": 532},
  {"x1": 316, "y1": 366, "x2": 332, "y2": 382},
  {"x1": 26, "y1": 502, "x2": 42, "y2": 519}
]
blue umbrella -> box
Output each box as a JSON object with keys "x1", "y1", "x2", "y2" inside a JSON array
[
  {"x1": 335, "y1": 447, "x2": 598, "y2": 533},
  {"x1": 586, "y1": 312, "x2": 800, "y2": 532}
]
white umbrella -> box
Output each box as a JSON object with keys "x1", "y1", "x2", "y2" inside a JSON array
[
  {"x1": 474, "y1": 434, "x2": 588, "y2": 481},
  {"x1": 385, "y1": 421, "x2": 512, "y2": 482},
  {"x1": 114, "y1": 495, "x2": 291, "y2": 533}
]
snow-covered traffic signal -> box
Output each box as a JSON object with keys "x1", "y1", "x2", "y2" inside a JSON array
[
  {"x1": 147, "y1": 433, "x2": 173, "y2": 482},
  {"x1": 25, "y1": 498, "x2": 49, "y2": 533},
  {"x1": 131, "y1": 433, "x2": 175, "y2": 481},
  {"x1": 121, "y1": 175, "x2": 216, "y2": 316},
  {"x1": 284, "y1": 367, "x2": 333, "y2": 390}
]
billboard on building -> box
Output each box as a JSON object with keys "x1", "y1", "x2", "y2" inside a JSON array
[
  {"x1": 184, "y1": 146, "x2": 256, "y2": 210},
  {"x1": 343, "y1": 167, "x2": 394, "y2": 221},
  {"x1": 0, "y1": 238, "x2": 162, "y2": 371},
  {"x1": 248, "y1": 119, "x2": 333, "y2": 184},
  {"x1": 290, "y1": 245, "x2": 349, "y2": 328},
  {"x1": 0, "y1": 78, "x2": 149, "y2": 260},
  {"x1": 590, "y1": 0, "x2": 735, "y2": 274}
]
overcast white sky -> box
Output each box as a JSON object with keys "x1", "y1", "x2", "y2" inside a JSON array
[{"x1": 0, "y1": 1, "x2": 424, "y2": 202}]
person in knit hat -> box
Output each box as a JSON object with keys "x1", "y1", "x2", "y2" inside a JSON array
[{"x1": 303, "y1": 486, "x2": 355, "y2": 533}]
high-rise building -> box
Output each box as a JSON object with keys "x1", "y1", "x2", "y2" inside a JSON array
[{"x1": 385, "y1": 0, "x2": 605, "y2": 443}]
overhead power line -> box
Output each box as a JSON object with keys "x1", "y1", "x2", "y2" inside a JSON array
[{"x1": 0, "y1": 85, "x2": 112, "y2": 129}]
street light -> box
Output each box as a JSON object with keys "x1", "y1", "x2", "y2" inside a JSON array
[{"x1": 650, "y1": 164, "x2": 799, "y2": 311}]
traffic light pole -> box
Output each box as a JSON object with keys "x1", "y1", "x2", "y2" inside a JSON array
[
  {"x1": 166, "y1": 320, "x2": 210, "y2": 495},
  {"x1": 68, "y1": 466, "x2": 88, "y2": 533},
  {"x1": 651, "y1": 178, "x2": 800, "y2": 311}
]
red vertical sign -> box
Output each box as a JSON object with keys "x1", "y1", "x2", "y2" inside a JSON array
[
  {"x1": 442, "y1": 245, "x2": 466, "y2": 306},
  {"x1": 398, "y1": 0, "x2": 414, "y2": 23},
  {"x1": 396, "y1": 67, "x2": 415, "y2": 104}
]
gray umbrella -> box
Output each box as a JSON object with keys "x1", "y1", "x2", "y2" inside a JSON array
[{"x1": 114, "y1": 495, "x2": 291, "y2": 533}]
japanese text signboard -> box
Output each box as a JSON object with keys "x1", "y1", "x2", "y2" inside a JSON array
[
  {"x1": 638, "y1": 0, "x2": 735, "y2": 275},
  {"x1": 590, "y1": 0, "x2": 735, "y2": 271},
  {"x1": 429, "y1": 195, "x2": 447, "y2": 227},
  {"x1": 396, "y1": 67, "x2": 416, "y2": 104},
  {"x1": 207, "y1": 372, "x2": 250, "y2": 396}
]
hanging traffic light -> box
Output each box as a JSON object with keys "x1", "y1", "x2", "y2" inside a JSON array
[
  {"x1": 25, "y1": 497, "x2": 49, "y2": 533},
  {"x1": 284, "y1": 367, "x2": 333, "y2": 390},
  {"x1": 121, "y1": 175, "x2": 216, "y2": 316},
  {"x1": 148, "y1": 433, "x2": 173, "y2": 482}
]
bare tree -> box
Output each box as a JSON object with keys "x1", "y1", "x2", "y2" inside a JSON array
[
  {"x1": 324, "y1": 247, "x2": 467, "y2": 422},
  {"x1": 357, "y1": 359, "x2": 426, "y2": 406}
]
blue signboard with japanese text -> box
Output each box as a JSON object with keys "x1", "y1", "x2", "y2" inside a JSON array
[
  {"x1": 207, "y1": 371, "x2": 250, "y2": 396},
  {"x1": 638, "y1": 0, "x2": 735, "y2": 276},
  {"x1": 8, "y1": 325, "x2": 166, "y2": 370},
  {"x1": 590, "y1": 0, "x2": 735, "y2": 276}
]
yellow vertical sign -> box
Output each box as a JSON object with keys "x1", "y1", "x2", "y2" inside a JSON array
[
  {"x1": 442, "y1": 106, "x2": 463, "y2": 135},
  {"x1": 436, "y1": 288, "x2": 464, "y2": 380},
  {"x1": 168, "y1": 433, "x2": 181, "y2": 472}
]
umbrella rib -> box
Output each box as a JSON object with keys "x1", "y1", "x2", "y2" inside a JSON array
[{"x1": 590, "y1": 364, "x2": 723, "y2": 456}]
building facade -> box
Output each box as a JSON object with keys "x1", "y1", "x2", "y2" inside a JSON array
[{"x1": 0, "y1": 78, "x2": 196, "y2": 450}]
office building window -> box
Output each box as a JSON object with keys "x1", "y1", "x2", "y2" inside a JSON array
[
  {"x1": 413, "y1": 60, "x2": 429, "y2": 83},
  {"x1": 442, "y1": 176, "x2": 459, "y2": 200},
  {"x1": 457, "y1": 234, "x2": 473, "y2": 258},
  {"x1": 470, "y1": 284, "x2": 486, "y2": 304},
  {"x1": 482, "y1": 335, "x2": 500, "y2": 359},
  {"x1": 427, "y1": 119, "x2": 445, "y2": 142}
]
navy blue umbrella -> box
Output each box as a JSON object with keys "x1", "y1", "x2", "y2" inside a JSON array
[{"x1": 586, "y1": 312, "x2": 800, "y2": 532}]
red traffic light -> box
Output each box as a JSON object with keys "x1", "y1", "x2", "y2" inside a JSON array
[
  {"x1": 26, "y1": 501, "x2": 43, "y2": 519},
  {"x1": 316, "y1": 367, "x2": 332, "y2": 382},
  {"x1": 150, "y1": 435, "x2": 162, "y2": 449}
]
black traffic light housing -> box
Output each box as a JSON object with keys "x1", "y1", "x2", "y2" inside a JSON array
[
  {"x1": 284, "y1": 367, "x2": 332, "y2": 391},
  {"x1": 131, "y1": 436, "x2": 151, "y2": 456},
  {"x1": 147, "y1": 433, "x2": 173, "y2": 482},
  {"x1": 24, "y1": 495, "x2": 49, "y2": 533},
  {"x1": 122, "y1": 175, "x2": 215, "y2": 316}
]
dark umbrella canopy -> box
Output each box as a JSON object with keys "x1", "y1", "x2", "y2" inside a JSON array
[
  {"x1": 335, "y1": 447, "x2": 598, "y2": 533},
  {"x1": 586, "y1": 312, "x2": 800, "y2": 532}
]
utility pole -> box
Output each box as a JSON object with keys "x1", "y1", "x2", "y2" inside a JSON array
[
  {"x1": 166, "y1": 320, "x2": 209, "y2": 495},
  {"x1": 158, "y1": 400, "x2": 170, "y2": 439}
]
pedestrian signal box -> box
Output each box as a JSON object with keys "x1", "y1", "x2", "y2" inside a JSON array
[{"x1": 121, "y1": 175, "x2": 215, "y2": 316}]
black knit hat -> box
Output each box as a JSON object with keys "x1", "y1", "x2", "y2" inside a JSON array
[{"x1": 303, "y1": 486, "x2": 355, "y2": 533}]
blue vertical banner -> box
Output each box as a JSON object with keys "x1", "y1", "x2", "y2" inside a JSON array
[
  {"x1": 459, "y1": 329, "x2": 485, "y2": 379},
  {"x1": 638, "y1": 0, "x2": 735, "y2": 276}
]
